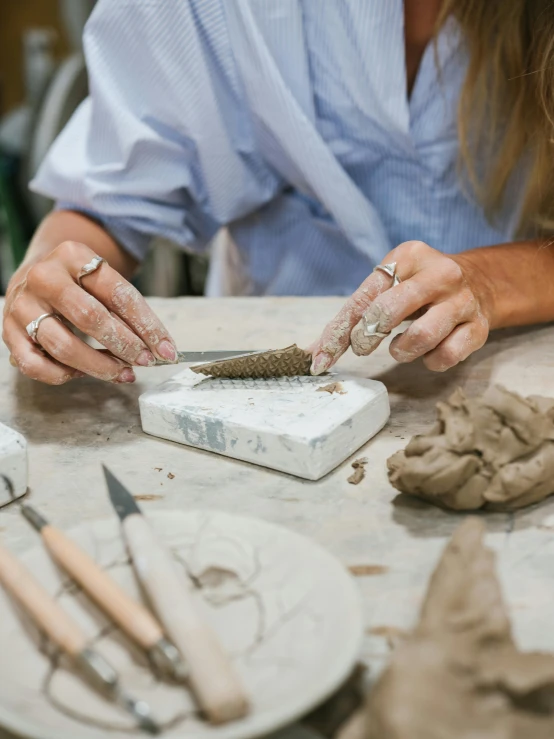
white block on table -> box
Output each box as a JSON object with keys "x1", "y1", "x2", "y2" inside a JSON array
[
  {"x1": 139, "y1": 370, "x2": 389, "y2": 480},
  {"x1": 0, "y1": 423, "x2": 27, "y2": 506}
]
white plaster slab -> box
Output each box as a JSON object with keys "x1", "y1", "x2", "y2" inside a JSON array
[
  {"x1": 0, "y1": 422, "x2": 27, "y2": 507},
  {"x1": 139, "y1": 370, "x2": 390, "y2": 480},
  {"x1": 0, "y1": 510, "x2": 363, "y2": 739}
]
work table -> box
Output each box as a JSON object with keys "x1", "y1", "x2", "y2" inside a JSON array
[{"x1": 1, "y1": 297, "x2": 554, "y2": 738}]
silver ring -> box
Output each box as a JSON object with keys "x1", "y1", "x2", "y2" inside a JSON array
[
  {"x1": 77, "y1": 256, "x2": 105, "y2": 286},
  {"x1": 362, "y1": 320, "x2": 390, "y2": 339},
  {"x1": 25, "y1": 313, "x2": 59, "y2": 344},
  {"x1": 363, "y1": 262, "x2": 402, "y2": 338},
  {"x1": 373, "y1": 261, "x2": 401, "y2": 287}
]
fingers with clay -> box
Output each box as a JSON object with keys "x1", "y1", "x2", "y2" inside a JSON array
[
  {"x1": 3, "y1": 241, "x2": 178, "y2": 384},
  {"x1": 309, "y1": 263, "x2": 399, "y2": 375},
  {"x1": 311, "y1": 240, "x2": 493, "y2": 375}
]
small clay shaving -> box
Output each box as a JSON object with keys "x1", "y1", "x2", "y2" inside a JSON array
[
  {"x1": 133, "y1": 494, "x2": 163, "y2": 501},
  {"x1": 348, "y1": 564, "x2": 388, "y2": 576},
  {"x1": 357, "y1": 518, "x2": 554, "y2": 738},
  {"x1": 348, "y1": 458, "x2": 368, "y2": 485},
  {"x1": 387, "y1": 384, "x2": 554, "y2": 510},
  {"x1": 167, "y1": 472, "x2": 175, "y2": 480},
  {"x1": 317, "y1": 382, "x2": 346, "y2": 395},
  {"x1": 190, "y1": 344, "x2": 312, "y2": 379}
]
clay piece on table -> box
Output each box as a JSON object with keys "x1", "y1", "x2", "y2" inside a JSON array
[
  {"x1": 347, "y1": 458, "x2": 368, "y2": 485},
  {"x1": 317, "y1": 382, "x2": 346, "y2": 395},
  {"x1": 355, "y1": 518, "x2": 554, "y2": 739},
  {"x1": 387, "y1": 384, "x2": 554, "y2": 510},
  {"x1": 190, "y1": 345, "x2": 312, "y2": 379}
]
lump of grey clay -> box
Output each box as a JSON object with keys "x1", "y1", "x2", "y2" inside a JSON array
[
  {"x1": 354, "y1": 518, "x2": 554, "y2": 739},
  {"x1": 387, "y1": 385, "x2": 554, "y2": 511}
]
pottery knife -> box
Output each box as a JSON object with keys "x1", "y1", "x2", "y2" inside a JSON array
[
  {"x1": 0, "y1": 540, "x2": 159, "y2": 734},
  {"x1": 154, "y1": 350, "x2": 260, "y2": 366},
  {"x1": 103, "y1": 466, "x2": 249, "y2": 725},
  {"x1": 19, "y1": 502, "x2": 187, "y2": 683}
]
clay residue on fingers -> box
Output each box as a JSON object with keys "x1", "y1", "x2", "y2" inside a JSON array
[
  {"x1": 318, "y1": 308, "x2": 358, "y2": 360},
  {"x1": 111, "y1": 281, "x2": 176, "y2": 356},
  {"x1": 111, "y1": 281, "x2": 144, "y2": 320},
  {"x1": 388, "y1": 384, "x2": 554, "y2": 511},
  {"x1": 350, "y1": 318, "x2": 384, "y2": 357},
  {"x1": 311, "y1": 270, "x2": 396, "y2": 372},
  {"x1": 350, "y1": 289, "x2": 404, "y2": 356},
  {"x1": 98, "y1": 314, "x2": 144, "y2": 362},
  {"x1": 363, "y1": 518, "x2": 554, "y2": 739}
]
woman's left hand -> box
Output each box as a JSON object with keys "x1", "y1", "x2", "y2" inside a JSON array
[{"x1": 310, "y1": 240, "x2": 495, "y2": 374}]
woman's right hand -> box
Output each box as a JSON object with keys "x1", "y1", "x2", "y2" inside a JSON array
[{"x1": 2, "y1": 240, "x2": 178, "y2": 385}]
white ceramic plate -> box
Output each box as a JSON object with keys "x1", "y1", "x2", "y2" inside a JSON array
[{"x1": 0, "y1": 510, "x2": 362, "y2": 739}]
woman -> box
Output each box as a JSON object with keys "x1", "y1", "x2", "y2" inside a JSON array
[{"x1": 3, "y1": 0, "x2": 554, "y2": 384}]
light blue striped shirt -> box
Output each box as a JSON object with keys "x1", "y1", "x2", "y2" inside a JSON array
[{"x1": 31, "y1": 0, "x2": 526, "y2": 296}]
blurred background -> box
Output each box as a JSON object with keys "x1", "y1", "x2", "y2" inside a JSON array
[{"x1": 0, "y1": 0, "x2": 208, "y2": 299}]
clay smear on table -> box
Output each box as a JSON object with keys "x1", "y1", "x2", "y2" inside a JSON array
[
  {"x1": 190, "y1": 345, "x2": 312, "y2": 379},
  {"x1": 348, "y1": 564, "x2": 388, "y2": 577},
  {"x1": 347, "y1": 518, "x2": 554, "y2": 739},
  {"x1": 388, "y1": 384, "x2": 554, "y2": 510}
]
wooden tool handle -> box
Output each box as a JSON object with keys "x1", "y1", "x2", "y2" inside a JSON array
[
  {"x1": 41, "y1": 525, "x2": 163, "y2": 649},
  {"x1": 0, "y1": 542, "x2": 86, "y2": 656},
  {"x1": 123, "y1": 514, "x2": 249, "y2": 723}
]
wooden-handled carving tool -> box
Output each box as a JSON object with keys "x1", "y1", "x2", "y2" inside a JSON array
[
  {"x1": 103, "y1": 466, "x2": 250, "y2": 725},
  {"x1": 19, "y1": 502, "x2": 187, "y2": 683},
  {"x1": 0, "y1": 540, "x2": 160, "y2": 734}
]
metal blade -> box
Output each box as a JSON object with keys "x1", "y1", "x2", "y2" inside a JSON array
[
  {"x1": 155, "y1": 350, "x2": 260, "y2": 366},
  {"x1": 103, "y1": 465, "x2": 141, "y2": 521},
  {"x1": 77, "y1": 648, "x2": 160, "y2": 735},
  {"x1": 116, "y1": 690, "x2": 160, "y2": 735}
]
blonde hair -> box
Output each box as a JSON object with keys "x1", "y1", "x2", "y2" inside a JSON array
[{"x1": 439, "y1": 0, "x2": 554, "y2": 236}]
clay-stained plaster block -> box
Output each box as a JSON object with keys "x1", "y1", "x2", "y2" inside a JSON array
[
  {"x1": 0, "y1": 423, "x2": 27, "y2": 506},
  {"x1": 190, "y1": 345, "x2": 312, "y2": 379},
  {"x1": 139, "y1": 370, "x2": 389, "y2": 480}
]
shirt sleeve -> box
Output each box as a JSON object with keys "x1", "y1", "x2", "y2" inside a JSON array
[{"x1": 30, "y1": 0, "x2": 282, "y2": 262}]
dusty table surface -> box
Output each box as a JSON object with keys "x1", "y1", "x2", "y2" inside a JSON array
[{"x1": 2, "y1": 297, "x2": 554, "y2": 738}]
